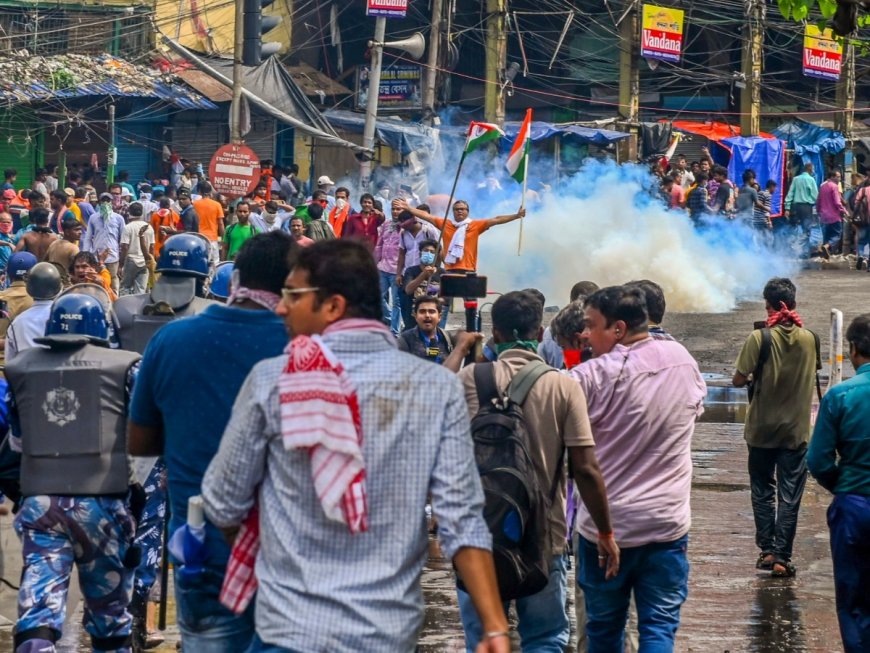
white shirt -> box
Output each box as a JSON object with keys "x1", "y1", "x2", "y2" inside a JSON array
[
  {"x1": 121, "y1": 220, "x2": 155, "y2": 267},
  {"x1": 6, "y1": 300, "x2": 53, "y2": 361}
]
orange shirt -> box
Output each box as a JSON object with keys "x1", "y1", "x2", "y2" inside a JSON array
[
  {"x1": 98, "y1": 268, "x2": 117, "y2": 302},
  {"x1": 193, "y1": 198, "x2": 224, "y2": 241},
  {"x1": 428, "y1": 217, "x2": 491, "y2": 271},
  {"x1": 329, "y1": 205, "x2": 350, "y2": 237},
  {"x1": 151, "y1": 210, "x2": 182, "y2": 256}
]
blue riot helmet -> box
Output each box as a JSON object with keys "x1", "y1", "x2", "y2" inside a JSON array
[
  {"x1": 5, "y1": 251, "x2": 37, "y2": 288},
  {"x1": 210, "y1": 261, "x2": 234, "y2": 300},
  {"x1": 42, "y1": 293, "x2": 109, "y2": 344},
  {"x1": 156, "y1": 233, "x2": 209, "y2": 278}
]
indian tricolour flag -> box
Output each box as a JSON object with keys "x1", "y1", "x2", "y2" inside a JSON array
[
  {"x1": 464, "y1": 121, "x2": 504, "y2": 154},
  {"x1": 505, "y1": 108, "x2": 532, "y2": 183}
]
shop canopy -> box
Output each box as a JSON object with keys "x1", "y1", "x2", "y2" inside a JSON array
[
  {"x1": 772, "y1": 118, "x2": 845, "y2": 186},
  {"x1": 671, "y1": 120, "x2": 776, "y2": 142},
  {"x1": 721, "y1": 136, "x2": 786, "y2": 218},
  {"x1": 0, "y1": 53, "x2": 216, "y2": 110},
  {"x1": 501, "y1": 121, "x2": 630, "y2": 147},
  {"x1": 323, "y1": 109, "x2": 441, "y2": 157}
]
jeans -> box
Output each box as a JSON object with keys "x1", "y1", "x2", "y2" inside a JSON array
[
  {"x1": 245, "y1": 634, "x2": 304, "y2": 653},
  {"x1": 572, "y1": 533, "x2": 638, "y2": 653},
  {"x1": 788, "y1": 203, "x2": 816, "y2": 255},
  {"x1": 821, "y1": 221, "x2": 843, "y2": 251},
  {"x1": 747, "y1": 445, "x2": 808, "y2": 561},
  {"x1": 398, "y1": 286, "x2": 414, "y2": 331},
  {"x1": 827, "y1": 493, "x2": 870, "y2": 653},
  {"x1": 378, "y1": 270, "x2": 402, "y2": 335},
  {"x1": 855, "y1": 226, "x2": 870, "y2": 258},
  {"x1": 105, "y1": 260, "x2": 119, "y2": 294},
  {"x1": 458, "y1": 553, "x2": 570, "y2": 652},
  {"x1": 175, "y1": 567, "x2": 255, "y2": 653},
  {"x1": 577, "y1": 534, "x2": 689, "y2": 653}
]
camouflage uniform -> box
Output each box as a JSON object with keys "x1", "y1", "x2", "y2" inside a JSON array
[
  {"x1": 14, "y1": 495, "x2": 136, "y2": 653},
  {"x1": 133, "y1": 458, "x2": 167, "y2": 605}
]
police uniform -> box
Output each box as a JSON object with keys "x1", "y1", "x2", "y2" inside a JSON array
[
  {"x1": 6, "y1": 334, "x2": 141, "y2": 653},
  {"x1": 114, "y1": 292, "x2": 214, "y2": 354},
  {"x1": 0, "y1": 281, "x2": 34, "y2": 368}
]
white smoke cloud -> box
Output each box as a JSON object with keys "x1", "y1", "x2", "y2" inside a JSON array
[{"x1": 436, "y1": 158, "x2": 797, "y2": 313}]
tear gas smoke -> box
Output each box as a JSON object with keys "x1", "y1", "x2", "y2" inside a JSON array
[{"x1": 435, "y1": 159, "x2": 797, "y2": 313}]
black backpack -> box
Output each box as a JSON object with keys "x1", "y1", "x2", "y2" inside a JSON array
[{"x1": 461, "y1": 359, "x2": 556, "y2": 601}]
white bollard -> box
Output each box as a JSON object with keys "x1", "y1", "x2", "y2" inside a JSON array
[{"x1": 829, "y1": 308, "x2": 844, "y2": 389}]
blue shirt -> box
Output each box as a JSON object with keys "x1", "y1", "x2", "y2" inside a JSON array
[
  {"x1": 0, "y1": 234, "x2": 15, "y2": 270},
  {"x1": 808, "y1": 363, "x2": 870, "y2": 496},
  {"x1": 129, "y1": 304, "x2": 288, "y2": 569}
]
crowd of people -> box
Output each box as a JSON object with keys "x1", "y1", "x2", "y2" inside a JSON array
[
  {"x1": 653, "y1": 149, "x2": 870, "y2": 266},
  {"x1": 0, "y1": 159, "x2": 866, "y2": 653}
]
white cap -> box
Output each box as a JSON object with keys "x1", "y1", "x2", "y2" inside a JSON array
[{"x1": 317, "y1": 175, "x2": 335, "y2": 186}]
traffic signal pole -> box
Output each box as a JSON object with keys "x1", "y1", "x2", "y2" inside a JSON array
[{"x1": 231, "y1": 0, "x2": 244, "y2": 144}]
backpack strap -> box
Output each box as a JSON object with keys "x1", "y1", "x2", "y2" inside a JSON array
[
  {"x1": 809, "y1": 328, "x2": 823, "y2": 400},
  {"x1": 508, "y1": 360, "x2": 555, "y2": 406},
  {"x1": 473, "y1": 362, "x2": 501, "y2": 409},
  {"x1": 750, "y1": 328, "x2": 772, "y2": 400}
]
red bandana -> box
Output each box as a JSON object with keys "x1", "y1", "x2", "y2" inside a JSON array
[{"x1": 766, "y1": 301, "x2": 803, "y2": 328}]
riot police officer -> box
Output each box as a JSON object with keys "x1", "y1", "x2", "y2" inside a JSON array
[
  {"x1": 5, "y1": 293, "x2": 142, "y2": 653},
  {"x1": 114, "y1": 233, "x2": 216, "y2": 354},
  {"x1": 6, "y1": 262, "x2": 63, "y2": 361},
  {"x1": 0, "y1": 252, "x2": 38, "y2": 368}
]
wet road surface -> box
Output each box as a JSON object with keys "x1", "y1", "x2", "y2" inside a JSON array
[{"x1": 0, "y1": 267, "x2": 852, "y2": 652}]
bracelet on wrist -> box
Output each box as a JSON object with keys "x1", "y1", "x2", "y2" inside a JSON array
[
  {"x1": 483, "y1": 630, "x2": 510, "y2": 640},
  {"x1": 597, "y1": 531, "x2": 614, "y2": 540}
]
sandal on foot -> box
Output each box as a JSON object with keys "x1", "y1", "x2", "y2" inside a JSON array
[
  {"x1": 771, "y1": 560, "x2": 796, "y2": 577},
  {"x1": 756, "y1": 552, "x2": 776, "y2": 570}
]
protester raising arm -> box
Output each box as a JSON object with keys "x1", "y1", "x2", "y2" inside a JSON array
[{"x1": 484, "y1": 207, "x2": 526, "y2": 227}]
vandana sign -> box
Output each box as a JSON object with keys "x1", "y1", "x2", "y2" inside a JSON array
[
  {"x1": 803, "y1": 25, "x2": 842, "y2": 81},
  {"x1": 366, "y1": 0, "x2": 408, "y2": 18},
  {"x1": 641, "y1": 4, "x2": 684, "y2": 64}
]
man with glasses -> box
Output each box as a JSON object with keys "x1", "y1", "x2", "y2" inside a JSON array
[
  {"x1": 201, "y1": 239, "x2": 510, "y2": 653},
  {"x1": 570, "y1": 285, "x2": 705, "y2": 652},
  {"x1": 394, "y1": 198, "x2": 525, "y2": 273}
]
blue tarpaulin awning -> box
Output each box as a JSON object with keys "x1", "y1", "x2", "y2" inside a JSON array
[
  {"x1": 502, "y1": 121, "x2": 629, "y2": 147},
  {"x1": 721, "y1": 136, "x2": 786, "y2": 218},
  {"x1": 322, "y1": 109, "x2": 440, "y2": 156},
  {"x1": 772, "y1": 118, "x2": 845, "y2": 186}
]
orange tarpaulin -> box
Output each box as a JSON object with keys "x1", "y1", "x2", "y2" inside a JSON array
[{"x1": 670, "y1": 120, "x2": 776, "y2": 143}]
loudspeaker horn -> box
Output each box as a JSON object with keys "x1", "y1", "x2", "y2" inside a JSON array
[{"x1": 380, "y1": 32, "x2": 426, "y2": 60}]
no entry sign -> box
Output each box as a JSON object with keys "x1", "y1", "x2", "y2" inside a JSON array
[{"x1": 208, "y1": 144, "x2": 259, "y2": 198}]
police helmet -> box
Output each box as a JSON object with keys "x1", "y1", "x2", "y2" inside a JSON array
[
  {"x1": 5, "y1": 251, "x2": 37, "y2": 286},
  {"x1": 156, "y1": 233, "x2": 209, "y2": 278},
  {"x1": 26, "y1": 262, "x2": 63, "y2": 300},
  {"x1": 44, "y1": 293, "x2": 109, "y2": 343},
  {"x1": 209, "y1": 261, "x2": 234, "y2": 300}
]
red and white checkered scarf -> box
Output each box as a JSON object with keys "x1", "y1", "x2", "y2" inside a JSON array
[
  {"x1": 219, "y1": 318, "x2": 389, "y2": 614},
  {"x1": 766, "y1": 301, "x2": 804, "y2": 328}
]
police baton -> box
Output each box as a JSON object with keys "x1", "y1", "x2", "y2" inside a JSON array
[{"x1": 158, "y1": 500, "x2": 170, "y2": 631}]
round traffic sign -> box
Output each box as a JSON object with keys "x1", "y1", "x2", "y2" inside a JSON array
[{"x1": 208, "y1": 143, "x2": 260, "y2": 199}]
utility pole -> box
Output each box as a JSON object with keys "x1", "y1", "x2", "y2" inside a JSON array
[
  {"x1": 422, "y1": 0, "x2": 443, "y2": 126},
  {"x1": 484, "y1": 0, "x2": 506, "y2": 125},
  {"x1": 230, "y1": 0, "x2": 244, "y2": 143},
  {"x1": 107, "y1": 103, "x2": 116, "y2": 185},
  {"x1": 360, "y1": 17, "x2": 386, "y2": 191},
  {"x1": 740, "y1": 0, "x2": 763, "y2": 136},
  {"x1": 836, "y1": 41, "x2": 855, "y2": 149},
  {"x1": 617, "y1": 1, "x2": 639, "y2": 161}
]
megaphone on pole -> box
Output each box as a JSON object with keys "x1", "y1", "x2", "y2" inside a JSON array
[{"x1": 369, "y1": 32, "x2": 426, "y2": 60}]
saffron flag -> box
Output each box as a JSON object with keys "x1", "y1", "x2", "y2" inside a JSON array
[
  {"x1": 465, "y1": 121, "x2": 504, "y2": 154},
  {"x1": 505, "y1": 109, "x2": 532, "y2": 183}
]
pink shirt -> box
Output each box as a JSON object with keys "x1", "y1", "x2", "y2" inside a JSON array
[
  {"x1": 570, "y1": 338, "x2": 705, "y2": 547},
  {"x1": 816, "y1": 180, "x2": 846, "y2": 224}
]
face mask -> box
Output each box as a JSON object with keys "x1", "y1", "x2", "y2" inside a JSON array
[
  {"x1": 563, "y1": 349, "x2": 582, "y2": 369},
  {"x1": 0, "y1": 223, "x2": 12, "y2": 234},
  {"x1": 336, "y1": 198, "x2": 347, "y2": 209},
  {"x1": 99, "y1": 203, "x2": 111, "y2": 218},
  {"x1": 420, "y1": 251, "x2": 436, "y2": 265}
]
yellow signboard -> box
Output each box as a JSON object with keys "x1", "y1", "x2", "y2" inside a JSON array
[{"x1": 641, "y1": 5, "x2": 685, "y2": 63}]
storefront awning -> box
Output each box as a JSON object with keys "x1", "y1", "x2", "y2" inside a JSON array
[{"x1": 502, "y1": 121, "x2": 630, "y2": 147}]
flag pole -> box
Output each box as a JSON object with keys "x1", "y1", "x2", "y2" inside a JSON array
[
  {"x1": 434, "y1": 150, "x2": 467, "y2": 263},
  {"x1": 518, "y1": 148, "x2": 528, "y2": 256}
]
